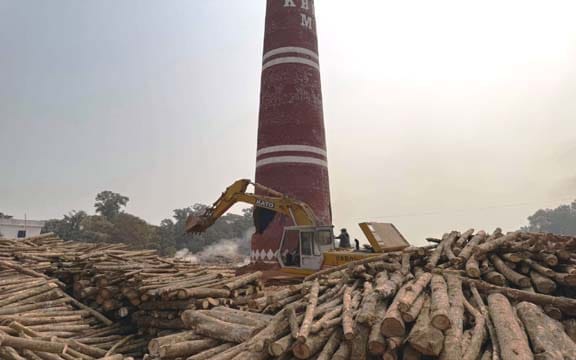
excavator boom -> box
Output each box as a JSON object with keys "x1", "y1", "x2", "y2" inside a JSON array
[{"x1": 185, "y1": 179, "x2": 318, "y2": 233}]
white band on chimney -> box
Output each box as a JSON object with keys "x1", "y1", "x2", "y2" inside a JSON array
[
  {"x1": 256, "y1": 156, "x2": 328, "y2": 168},
  {"x1": 263, "y1": 47, "x2": 319, "y2": 61},
  {"x1": 262, "y1": 57, "x2": 320, "y2": 71},
  {"x1": 257, "y1": 145, "x2": 327, "y2": 157}
]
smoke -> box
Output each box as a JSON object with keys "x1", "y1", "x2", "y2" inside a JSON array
[{"x1": 175, "y1": 227, "x2": 254, "y2": 266}]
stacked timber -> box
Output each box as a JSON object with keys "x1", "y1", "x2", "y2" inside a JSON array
[
  {"x1": 132, "y1": 271, "x2": 264, "y2": 336},
  {"x1": 143, "y1": 229, "x2": 576, "y2": 360},
  {"x1": 0, "y1": 266, "x2": 139, "y2": 359},
  {"x1": 0, "y1": 233, "x2": 264, "y2": 331}
]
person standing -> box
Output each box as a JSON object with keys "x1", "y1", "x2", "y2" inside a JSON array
[{"x1": 335, "y1": 228, "x2": 351, "y2": 248}]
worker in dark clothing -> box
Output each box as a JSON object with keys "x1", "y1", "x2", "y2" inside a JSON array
[
  {"x1": 355, "y1": 239, "x2": 360, "y2": 251},
  {"x1": 335, "y1": 228, "x2": 351, "y2": 248}
]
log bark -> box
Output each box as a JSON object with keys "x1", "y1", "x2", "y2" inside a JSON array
[
  {"x1": 407, "y1": 299, "x2": 444, "y2": 356},
  {"x1": 443, "y1": 231, "x2": 460, "y2": 264},
  {"x1": 454, "y1": 231, "x2": 486, "y2": 268},
  {"x1": 403, "y1": 345, "x2": 423, "y2": 360},
  {"x1": 341, "y1": 285, "x2": 355, "y2": 340},
  {"x1": 465, "y1": 255, "x2": 481, "y2": 278},
  {"x1": 523, "y1": 259, "x2": 555, "y2": 278},
  {"x1": 181, "y1": 311, "x2": 258, "y2": 343},
  {"x1": 430, "y1": 274, "x2": 451, "y2": 331},
  {"x1": 297, "y1": 279, "x2": 320, "y2": 342},
  {"x1": 292, "y1": 328, "x2": 334, "y2": 359},
  {"x1": 469, "y1": 284, "x2": 500, "y2": 360},
  {"x1": 529, "y1": 271, "x2": 557, "y2": 294},
  {"x1": 376, "y1": 271, "x2": 404, "y2": 299},
  {"x1": 474, "y1": 232, "x2": 519, "y2": 258},
  {"x1": 426, "y1": 233, "x2": 449, "y2": 270},
  {"x1": 159, "y1": 338, "x2": 220, "y2": 358},
  {"x1": 349, "y1": 324, "x2": 369, "y2": 360},
  {"x1": 563, "y1": 319, "x2": 576, "y2": 343},
  {"x1": 488, "y1": 293, "x2": 533, "y2": 360},
  {"x1": 516, "y1": 301, "x2": 576, "y2": 360},
  {"x1": 398, "y1": 273, "x2": 432, "y2": 313},
  {"x1": 357, "y1": 282, "x2": 378, "y2": 325},
  {"x1": 401, "y1": 293, "x2": 427, "y2": 323},
  {"x1": 288, "y1": 306, "x2": 300, "y2": 339},
  {"x1": 221, "y1": 272, "x2": 262, "y2": 291},
  {"x1": 440, "y1": 273, "x2": 464, "y2": 360},
  {"x1": 185, "y1": 344, "x2": 234, "y2": 360},
  {"x1": 332, "y1": 341, "x2": 351, "y2": 360},
  {"x1": 464, "y1": 278, "x2": 576, "y2": 313},
  {"x1": 267, "y1": 334, "x2": 293, "y2": 357},
  {"x1": 489, "y1": 255, "x2": 531, "y2": 288},
  {"x1": 381, "y1": 281, "x2": 412, "y2": 337},
  {"x1": 462, "y1": 298, "x2": 486, "y2": 360},
  {"x1": 315, "y1": 329, "x2": 341, "y2": 360},
  {"x1": 368, "y1": 300, "x2": 388, "y2": 355}
]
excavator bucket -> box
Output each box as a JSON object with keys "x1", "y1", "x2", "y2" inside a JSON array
[{"x1": 185, "y1": 215, "x2": 210, "y2": 233}]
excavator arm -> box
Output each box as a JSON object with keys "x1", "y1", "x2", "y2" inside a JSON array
[{"x1": 186, "y1": 179, "x2": 318, "y2": 233}]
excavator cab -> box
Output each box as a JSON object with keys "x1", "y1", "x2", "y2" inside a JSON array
[{"x1": 278, "y1": 225, "x2": 335, "y2": 271}]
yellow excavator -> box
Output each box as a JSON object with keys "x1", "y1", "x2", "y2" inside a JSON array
[{"x1": 186, "y1": 179, "x2": 409, "y2": 275}]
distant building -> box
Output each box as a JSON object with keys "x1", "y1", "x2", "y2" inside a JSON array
[{"x1": 0, "y1": 218, "x2": 45, "y2": 239}]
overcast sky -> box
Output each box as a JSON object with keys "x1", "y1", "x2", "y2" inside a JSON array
[{"x1": 1, "y1": 0, "x2": 575, "y2": 245}]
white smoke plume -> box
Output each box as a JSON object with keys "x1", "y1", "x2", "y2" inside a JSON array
[{"x1": 175, "y1": 228, "x2": 253, "y2": 266}]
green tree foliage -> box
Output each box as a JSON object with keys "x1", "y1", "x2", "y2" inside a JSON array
[
  {"x1": 521, "y1": 200, "x2": 576, "y2": 235},
  {"x1": 94, "y1": 191, "x2": 129, "y2": 220},
  {"x1": 40, "y1": 192, "x2": 254, "y2": 257},
  {"x1": 42, "y1": 211, "x2": 88, "y2": 239},
  {"x1": 156, "y1": 205, "x2": 254, "y2": 256},
  {"x1": 109, "y1": 213, "x2": 161, "y2": 250},
  {"x1": 0, "y1": 212, "x2": 13, "y2": 219}
]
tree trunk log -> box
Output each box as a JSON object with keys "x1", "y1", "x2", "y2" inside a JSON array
[
  {"x1": 462, "y1": 298, "x2": 486, "y2": 360},
  {"x1": 401, "y1": 293, "x2": 427, "y2": 323},
  {"x1": 440, "y1": 273, "x2": 464, "y2": 360},
  {"x1": 488, "y1": 293, "x2": 533, "y2": 360},
  {"x1": 292, "y1": 328, "x2": 334, "y2": 360},
  {"x1": 181, "y1": 311, "x2": 258, "y2": 343},
  {"x1": 407, "y1": 299, "x2": 444, "y2": 356},
  {"x1": 297, "y1": 279, "x2": 320, "y2": 343},
  {"x1": 342, "y1": 285, "x2": 355, "y2": 340},
  {"x1": 315, "y1": 329, "x2": 341, "y2": 360},
  {"x1": 516, "y1": 301, "x2": 576, "y2": 360},
  {"x1": 489, "y1": 255, "x2": 531, "y2": 288},
  {"x1": 398, "y1": 273, "x2": 432, "y2": 313},
  {"x1": 430, "y1": 274, "x2": 451, "y2": 330},
  {"x1": 464, "y1": 278, "x2": 576, "y2": 314},
  {"x1": 529, "y1": 271, "x2": 557, "y2": 294},
  {"x1": 381, "y1": 281, "x2": 412, "y2": 337}
]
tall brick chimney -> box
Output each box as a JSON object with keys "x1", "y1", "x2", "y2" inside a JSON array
[{"x1": 251, "y1": 0, "x2": 331, "y2": 263}]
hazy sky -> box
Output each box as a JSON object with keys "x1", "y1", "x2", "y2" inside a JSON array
[{"x1": 1, "y1": 0, "x2": 575, "y2": 245}]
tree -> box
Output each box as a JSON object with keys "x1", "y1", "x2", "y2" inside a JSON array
[
  {"x1": 157, "y1": 204, "x2": 254, "y2": 256},
  {"x1": 95, "y1": 191, "x2": 129, "y2": 220},
  {"x1": 42, "y1": 211, "x2": 88, "y2": 240},
  {"x1": 109, "y1": 213, "x2": 161, "y2": 250},
  {"x1": 0, "y1": 212, "x2": 12, "y2": 219},
  {"x1": 521, "y1": 200, "x2": 576, "y2": 235}
]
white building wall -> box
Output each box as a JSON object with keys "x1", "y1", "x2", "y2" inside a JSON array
[{"x1": 0, "y1": 219, "x2": 45, "y2": 239}]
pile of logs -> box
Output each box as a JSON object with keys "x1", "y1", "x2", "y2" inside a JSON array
[
  {"x1": 143, "y1": 229, "x2": 576, "y2": 360},
  {"x1": 0, "y1": 265, "x2": 139, "y2": 359},
  {"x1": 0, "y1": 234, "x2": 263, "y2": 317},
  {"x1": 0, "y1": 233, "x2": 265, "y2": 358}
]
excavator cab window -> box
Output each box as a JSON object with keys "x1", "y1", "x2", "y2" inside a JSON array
[
  {"x1": 280, "y1": 229, "x2": 301, "y2": 267},
  {"x1": 300, "y1": 231, "x2": 320, "y2": 256},
  {"x1": 278, "y1": 226, "x2": 335, "y2": 270},
  {"x1": 316, "y1": 230, "x2": 333, "y2": 246}
]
